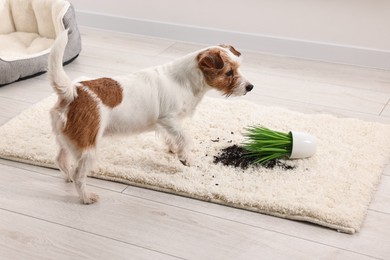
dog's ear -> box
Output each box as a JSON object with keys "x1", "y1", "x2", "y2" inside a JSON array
[
  {"x1": 219, "y1": 44, "x2": 241, "y2": 57},
  {"x1": 198, "y1": 49, "x2": 224, "y2": 70}
]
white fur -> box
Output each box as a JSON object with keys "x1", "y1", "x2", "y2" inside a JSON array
[
  {"x1": 48, "y1": 29, "x2": 76, "y2": 102},
  {"x1": 48, "y1": 30, "x2": 252, "y2": 204}
]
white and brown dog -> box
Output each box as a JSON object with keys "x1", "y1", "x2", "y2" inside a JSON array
[{"x1": 49, "y1": 30, "x2": 253, "y2": 204}]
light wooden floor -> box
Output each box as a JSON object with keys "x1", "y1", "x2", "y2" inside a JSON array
[{"x1": 1, "y1": 27, "x2": 390, "y2": 260}]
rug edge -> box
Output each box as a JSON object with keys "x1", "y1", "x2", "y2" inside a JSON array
[
  {"x1": 91, "y1": 173, "x2": 357, "y2": 234},
  {"x1": 0, "y1": 155, "x2": 356, "y2": 234}
]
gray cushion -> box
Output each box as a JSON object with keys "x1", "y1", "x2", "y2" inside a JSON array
[{"x1": 0, "y1": 3, "x2": 81, "y2": 86}]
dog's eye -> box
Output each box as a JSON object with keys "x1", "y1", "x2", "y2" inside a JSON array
[{"x1": 225, "y1": 69, "x2": 234, "y2": 76}]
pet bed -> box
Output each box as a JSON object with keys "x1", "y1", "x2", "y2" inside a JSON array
[{"x1": 0, "y1": 0, "x2": 81, "y2": 86}]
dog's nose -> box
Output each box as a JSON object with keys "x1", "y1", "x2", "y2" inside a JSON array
[{"x1": 246, "y1": 84, "x2": 254, "y2": 92}]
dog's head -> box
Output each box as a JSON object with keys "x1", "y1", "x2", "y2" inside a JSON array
[{"x1": 197, "y1": 45, "x2": 253, "y2": 96}]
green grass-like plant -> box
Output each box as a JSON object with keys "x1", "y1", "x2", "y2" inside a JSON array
[{"x1": 242, "y1": 126, "x2": 293, "y2": 165}]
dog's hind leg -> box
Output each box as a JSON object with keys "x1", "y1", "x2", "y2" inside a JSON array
[
  {"x1": 56, "y1": 144, "x2": 73, "y2": 183},
  {"x1": 72, "y1": 149, "x2": 99, "y2": 204},
  {"x1": 51, "y1": 104, "x2": 74, "y2": 182}
]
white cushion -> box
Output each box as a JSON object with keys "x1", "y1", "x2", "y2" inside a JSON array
[
  {"x1": 0, "y1": 0, "x2": 70, "y2": 61},
  {"x1": 0, "y1": 0, "x2": 81, "y2": 85}
]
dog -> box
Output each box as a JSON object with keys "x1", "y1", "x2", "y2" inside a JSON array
[{"x1": 48, "y1": 30, "x2": 254, "y2": 204}]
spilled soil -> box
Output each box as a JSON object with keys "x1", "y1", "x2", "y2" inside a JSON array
[{"x1": 213, "y1": 144, "x2": 295, "y2": 170}]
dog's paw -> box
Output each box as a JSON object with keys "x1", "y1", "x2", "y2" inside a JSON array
[
  {"x1": 167, "y1": 144, "x2": 178, "y2": 155},
  {"x1": 179, "y1": 155, "x2": 193, "y2": 167},
  {"x1": 81, "y1": 193, "x2": 99, "y2": 205},
  {"x1": 64, "y1": 176, "x2": 73, "y2": 183},
  {"x1": 180, "y1": 159, "x2": 190, "y2": 166}
]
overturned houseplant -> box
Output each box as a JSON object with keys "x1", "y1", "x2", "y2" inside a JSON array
[{"x1": 242, "y1": 126, "x2": 317, "y2": 165}]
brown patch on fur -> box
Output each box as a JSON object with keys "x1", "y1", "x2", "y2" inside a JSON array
[
  {"x1": 81, "y1": 78, "x2": 123, "y2": 108},
  {"x1": 63, "y1": 88, "x2": 100, "y2": 149},
  {"x1": 197, "y1": 48, "x2": 240, "y2": 96},
  {"x1": 219, "y1": 44, "x2": 241, "y2": 57}
]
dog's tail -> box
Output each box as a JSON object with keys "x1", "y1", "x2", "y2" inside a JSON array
[{"x1": 48, "y1": 29, "x2": 76, "y2": 102}]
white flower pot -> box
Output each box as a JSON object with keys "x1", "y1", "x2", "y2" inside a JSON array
[{"x1": 289, "y1": 131, "x2": 317, "y2": 159}]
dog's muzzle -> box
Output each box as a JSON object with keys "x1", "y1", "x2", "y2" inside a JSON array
[{"x1": 245, "y1": 84, "x2": 254, "y2": 92}]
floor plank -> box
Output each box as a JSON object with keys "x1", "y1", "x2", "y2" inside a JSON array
[
  {"x1": 122, "y1": 184, "x2": 390, "y2": 259},
  {"x1": 0, "y1": 115, "x2": 10, "y2": 126},
  {"x1": 0, "y1": 97, "x2": 33, "y2": 119},
  {"x1": 241, "y1": 53, "x2": 390, "y2": 93},
  {"x1": 0, "y1": 78, "x2": 51, "y2": 103},
  {"x1": 206, "y1": 90, "x2": 390, "y2": 124},
  {"x1": 0, "y1": 209, "x2": 178, "y2": 260},
  {"x1": 241, "y1": 70, "x2": 389, "y2": 114},
  {"x1": 381, "y1": 101, "x2": 390, "y2": 117},
  {"x1": 0, "y1": 164, "x2": 377, "y2": 260}
]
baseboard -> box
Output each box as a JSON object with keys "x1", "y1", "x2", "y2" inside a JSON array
[{"x1": 76, "y1": 10, "x2": 390, "y2": 70}]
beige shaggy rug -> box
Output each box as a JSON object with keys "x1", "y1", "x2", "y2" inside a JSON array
[{"x1": 1, "y1": 95, "x2": 390, "y2": 234}]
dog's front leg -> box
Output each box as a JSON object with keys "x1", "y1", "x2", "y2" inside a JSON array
[{"x1": 157, "y1": 117, "x2": 193, "y2": 166}]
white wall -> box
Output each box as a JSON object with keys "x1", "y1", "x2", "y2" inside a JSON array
[{"x1": 70, "y1": 0, "x2": 390, "y2": 68}]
